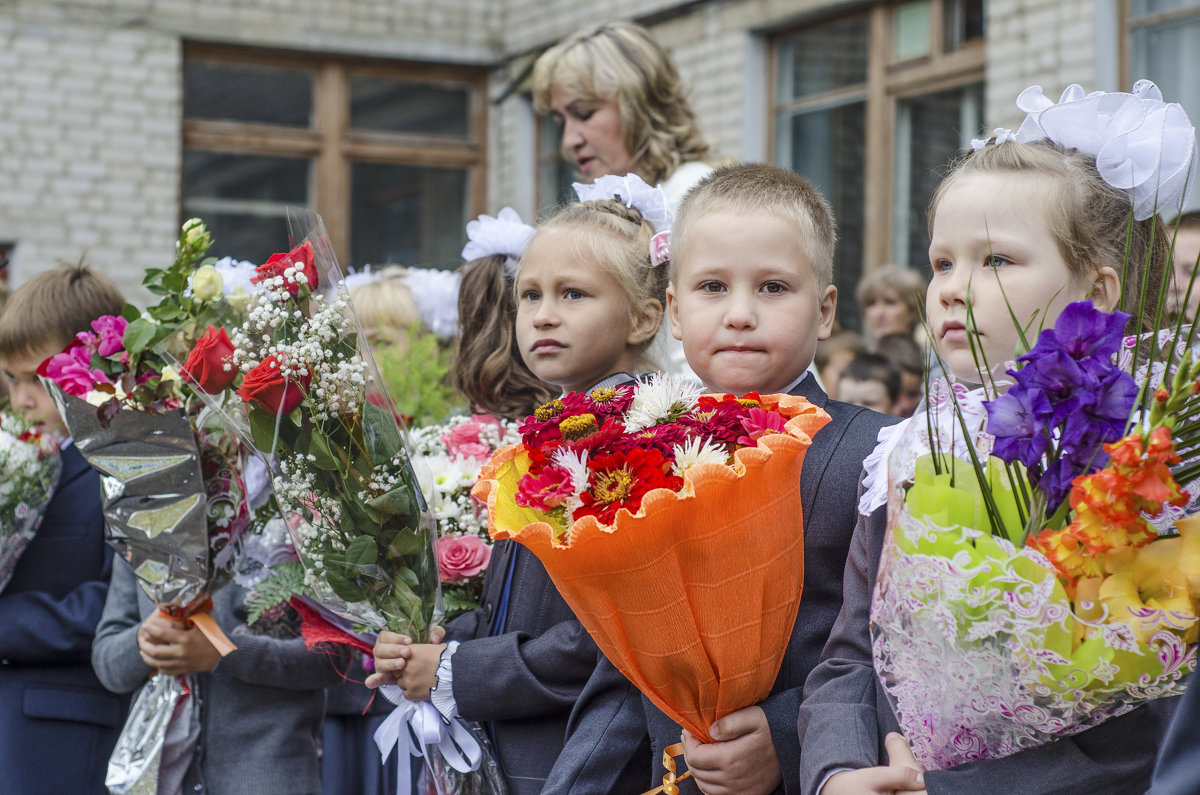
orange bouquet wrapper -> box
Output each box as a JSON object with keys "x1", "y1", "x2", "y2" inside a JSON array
[{"x1": 471, "y1": 393, "x2": 830, "y2": 742}]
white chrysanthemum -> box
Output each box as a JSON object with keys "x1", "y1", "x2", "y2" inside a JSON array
[
  {"x1": 550, "y1": 446, "x2": 590, "y2": 515},
  {"x1": 671, "y1": 437, "x2": 730, "y2": 477},
  {"x1": 623, "y1": 373, "x2": 704, "y2": 433},
  {"x1": 422, "y1": 453, "x2": 473, "y2": 496}
]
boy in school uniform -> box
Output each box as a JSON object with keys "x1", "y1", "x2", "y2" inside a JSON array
[
  {"x1": 543, "y1": 163, "x2": 900, "y2": 794},
  {"x1": 0, "y1": 266, "x2": 128, "y2": 794}
]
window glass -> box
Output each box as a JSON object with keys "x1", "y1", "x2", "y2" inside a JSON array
[
  {"x1": 350, "y1": 77, "x2": 470, "y2": 136},
  {"x1": 944, "y1": 0, "x2": 986, "y2": 50},
  {"x1": 776, "y1": 17, "x2": 869, "y2": 100},
  {"x1": 894, "y1": 1, "x2": 932, "y2": 60},
  {"x1": 184, "y1": 62, "x2": 313, "y2": 127},
  {"x1": 350, "y1": 163, "x2": 468, "y2": 269}
]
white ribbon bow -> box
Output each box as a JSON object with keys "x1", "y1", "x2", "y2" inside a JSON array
[
  {"x1": 374, "y1": 686, "x2": 483, "y2": 795},
  {"x1": 573, "y1": 172, "x2": 674, "y2": 231},
  {"x1": 461, "y1": 207, "x2": 536, "y2": 276}
]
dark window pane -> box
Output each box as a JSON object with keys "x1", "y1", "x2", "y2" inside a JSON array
[
  {"x1": 1131, "y1": 0, "x2": 1200, "y2": 16},
  {"x1": 183, "y1": 151, "x2": 310, "y2": 264},
  {"x1": 350, "y1": 77, "x2": 470, "y2": 136},
  {"x1": 944, "y1": 0, "x2": 986, "y2": 50},
  {"x1": 776, "y1": 16, "x2": 869, "y2": 101},
  {"x1": 539, "y1": 115, "x2": 576, "y2": 216},
  {"x1": 350, "y1": 163, "x2": 468, "y2": 270},
  {"x1": 894, "y1": 84, "x2": 984, "y2": 274},
  {"x1": 185, "y1": 62, "x2": 313, "y2": 127},
  {"x1": 778, "y1": 101, "x2": 866, "y2": 331}
]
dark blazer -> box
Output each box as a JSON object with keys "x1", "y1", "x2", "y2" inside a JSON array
[
  {"x1": 0, "y1": 444, "x2": 125, "y2": 795},
  {"x1": 1149, "y1": 671, "x2": 1200, "y2": 794},
  {"x1": 444, "y1": 540, "x2": 600, "y2": 795},
  {"x1": 542, "y1": 374, "x2": 899, "y2": 794},
  {"x1": 798, "y1": 485, "x2": 1177, "y2": 794}
]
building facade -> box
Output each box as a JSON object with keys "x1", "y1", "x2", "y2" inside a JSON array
[{"x1": 1, "y1": 0, "x2": 1195, "y2": 327}]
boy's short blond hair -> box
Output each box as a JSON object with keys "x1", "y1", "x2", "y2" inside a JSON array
[
  {"x1": 672, "y1": 162, "x2": 836, "y2": 287},
  {"x1": 0, "y1": 265, "x2": 125, "y2": 357}
]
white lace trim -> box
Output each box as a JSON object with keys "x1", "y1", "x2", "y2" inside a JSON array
[{"x1": 429, "y1": 640, "x2": 460, "y2": 723}]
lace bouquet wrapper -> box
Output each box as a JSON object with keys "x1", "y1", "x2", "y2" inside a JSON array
[
  {"x1": 472, "y1": 379, "x2": 830, "y2": 747},
  {"x1": 0, "y1": 414, "x2": 61, "y2": 594},
  {"x1": 868, "y1": 304, "x2": 1200, "y2": 771}
]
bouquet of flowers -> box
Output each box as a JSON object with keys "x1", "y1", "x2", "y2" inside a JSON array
[
  {"x1": 36, "y1": 219, "x2": 255, "y2": 794},
  {"x1": 0, "y1": 410, "x2": 61, "y2": 593},
  {"x1": 868, "y1": 300, "x2": 1200, "y2": 771},
  {"x1": 409, "y1": 414, "x2": 519, "y2": 620},
  {"x1": 473, "y1": 376, "x2": 830, "y2": 745}
]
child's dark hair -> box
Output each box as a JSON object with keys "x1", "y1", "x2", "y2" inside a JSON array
[
  {"x1": 929, "y1": 139, "x2": 1170, "y2": 332},
  {"x1": 0, "y1": 263, "x2": 125, "y2": 357},
  {"x1": 875, "y1": 333, "x2": 923, "y2": 377},
  {"x1": 839, "y1": 353, "x2": 901, "y2": 404},
  {"x1": 451, "y1": 254, "x2": 555, "y2": 420}
]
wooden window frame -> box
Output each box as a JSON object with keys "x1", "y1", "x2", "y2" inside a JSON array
[
  {"x1": 1120, "y1": 0, "x2": 1200, "y2": 88},
  {"x1": 182, "y1": 42, "x2": 488, "y2": 267},
  {"x1": 768, "y1": 0, "x2": 984, "y2": 276}
]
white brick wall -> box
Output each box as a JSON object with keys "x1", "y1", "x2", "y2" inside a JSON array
[{"x1": 1, "y1": 0, "x2": 1111, "y2": 298}]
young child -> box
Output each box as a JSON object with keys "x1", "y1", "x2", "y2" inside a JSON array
[
  {"x1": 875, "y1": 332, "x2": 924, "y2": 417},
  {"x1": 368, "y1": 197, "x2": 667, "y2": 794},
  {"x1": 799, "y1": 129, "x2": 1176, "y2": 793},
  {"x1": 541, "y1": 162, "x2": 900, "y2": 794},
  {"x1": 837, "y1": 353, "x2": 900, "y2": 416},
  {"x1": 0, "y1": 265, "x2": 127, "y2": 794},
  {"x1": 814, "y1": 328, "x2": 866, "y2": 400},
  {"x1": 1166, "y1": 210, "x2": 1200, "y2": 323}
]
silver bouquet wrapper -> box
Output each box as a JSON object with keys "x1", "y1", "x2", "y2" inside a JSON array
[
  {"x1": 105, "y1": 674, "x2": 188, "y2": 795},
  {"x1": 42, "y1": 381, "x2": 230, "y2": 612}
]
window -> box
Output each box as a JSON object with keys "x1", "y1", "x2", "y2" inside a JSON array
[
  {"x1": 772, "y1": 1, "x2": 985, "y2": 330},
  {"x1": 183, "y1": 44, "x2": 487, "y2": 270},
  {"x1": 1126, "y1": 0, "x2": 1200, "y2": 213},
  {"x1": 537, "y1": 113, "x2": 576, "y2": 218},
  {"x1": 0, "y1": 243, "x2": 11, "y2": 287}
]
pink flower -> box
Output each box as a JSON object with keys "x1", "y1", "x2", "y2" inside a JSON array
[
  {"x1": 75, "y1": 330, "x2": 100, "y2": 353},
  {"x1": 41, "y1": 351, "x2": 110, "y2": 396},
  {"x1": 91, "y1": 315, "x2": 128, "y2": 357},
  {"x1": 515, "y1": 465, "x2": 575, "y2": 510},
  {"x1": 737, "y1": 407, "x2": 789, "y2": 447},
  {"x1": 442, "y1": 415, "x2": 502, "y2": 460},
  {"x1": 437, "y1": 535, "x2": 492, "y2": 584}
]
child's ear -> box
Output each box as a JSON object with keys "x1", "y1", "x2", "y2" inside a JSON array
[
  {"x1": 817, "y1": 284, "x2": 838, "y2": 341},
  {"x1": 665, "y1": 286, "x2": 683, "y2": 341},
  {"x1": 1088, "y1": 266, "x2": 1121, "y2": 313},
  {"x1": 629, "y1": 298, "x2": 663, "y2": 346}
]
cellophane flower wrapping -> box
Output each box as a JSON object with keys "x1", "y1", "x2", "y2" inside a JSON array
[
  {"x1": 472, "y1": 380, "x2": 830, "y2": 743},
  {"x1": 184, "y1": 208, "x2": 441, "y2": 639},
  {"x1": 870, "y1": 308, "x2": 1200, "y2": 771},
  {"x1": 0, "y1": 412, "x2": 61, "y2": 594},
  {"x1": 409, "y1": 414, "x2": 519, "y2": 621}
]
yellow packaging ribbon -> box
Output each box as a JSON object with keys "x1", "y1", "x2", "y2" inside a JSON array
[{"x1": 642, "y1": 742, "x2": 692, "y2": 795}]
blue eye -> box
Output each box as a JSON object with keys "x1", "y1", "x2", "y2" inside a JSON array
[
  {"x1": 931, "y1": 259, "x2": 952, "y2": 274},
  {"x1": 565, "y1": 288, "x2": 585, "y2": 300},
  {"x1": 521, "y1": 290, "x2": 540, "y2": 302},
  {"x1": 984, "y1": 254, "x2": 1011, "y2": 269}
]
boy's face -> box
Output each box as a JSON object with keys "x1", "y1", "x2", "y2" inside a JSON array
[
  {"x1": 667, "y1": 211, "x2": 836, "y2": 395},
  {"x1": 2, "y1": 344, "x2": 67, "y2": 437},
  {"x1": 838, "y1": 377, "x2": 894, "y2": 415}
]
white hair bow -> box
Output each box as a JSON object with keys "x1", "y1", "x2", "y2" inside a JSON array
[
  {"x1": 971, "y1": 81, "x2": 1198, "y2": 220},
  {"x1": 460, "y1": 207, "x2": 536, "y2": 276},
  {"x1": 573, "y1": 173, "x2": 674, "y2": 231}
]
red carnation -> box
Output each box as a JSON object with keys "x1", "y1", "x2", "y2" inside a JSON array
[
  {"x1": 237, "y1": 354, "x2": 310, "y2": 416},
  {"x1": 180, "y1": 326, "x2": 238, "y2": 394},
  {"x1": 251, "y1": 241, "x2": 318, "y2": 297}
]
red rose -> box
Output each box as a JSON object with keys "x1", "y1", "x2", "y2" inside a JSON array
[
  {"x1": 251, "y1": 241, "x2": 318, "y2": 297},
  {"x1": 180, "y1": 326, "x2": 238, "y2": 394},
  {"x1": 436, "y1": 535, "x2": 492, "y2": 584},
  {"x1": 237, "y1": 354, "x2": 310, "y2": 416}
]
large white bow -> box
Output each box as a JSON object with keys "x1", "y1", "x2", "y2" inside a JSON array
[
  {"x1": 374, "y1": 686, "x2": 483, "y2": 795},
  {"x1": 573, "y1": 172, "x2": 674, "y2": 231},
  {"x1": 972, "y1": 81, "x2": 1198, "y2": 221},
  {"x1": 461, "y1": 207, "x2": 536, "y2": 275}
]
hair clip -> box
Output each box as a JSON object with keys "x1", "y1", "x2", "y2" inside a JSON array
[{"x1": 649, "y1": 230, "x2": 671, "y2": 269}]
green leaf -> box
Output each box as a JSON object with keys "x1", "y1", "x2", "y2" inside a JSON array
[
  {"x1": 307, "y1": 432, "x2": 340, "y2": 471},
  {"x1": 249, "y1": 406, "x2": 297, "y2": 455},
  {"x1": 362, "y1": 399, "x2": 403, "y2": 467},
  {"x1": 367, "y1": 484, "x2": 414, "y2": 518},
  {"x1": 343, "y1": 533, "x2": 379, "y2": 567},
  {"x1": 122, "y1": 318, "x2": 160, "y2": 355},
  {"x1": 384, "y1": 526, "x2": 424, "y2": 558},
  {"x1": 245, "y1": 560, "x2": 311, "y2": 624}
]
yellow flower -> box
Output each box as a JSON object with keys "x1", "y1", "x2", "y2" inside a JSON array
[{"x1": 191, "y1": 265, "x2": 223, "y2": 302}]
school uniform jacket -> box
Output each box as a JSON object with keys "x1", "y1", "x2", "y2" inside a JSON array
[
  {"x1": 541, "y1": 374, "x2": 900, "y2": 794},
  {"x1": 0, "y1": 443, "x2": 125, "y2": 794},
  {"x1": 797, "y1": 489, "x2": 1177, "y2": 794}
]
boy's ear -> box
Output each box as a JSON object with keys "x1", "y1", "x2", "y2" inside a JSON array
[
  {"x1": 665, "y1": 286, "x2": 683, "y2": 341},
  {"x1": 817, "y1": 284, "x2": 838, "y2": 341},
  {"x1": 629, "y1": 299, "x2": 663, "y2": 346},
  {"x1": 1088, "y1": 266, "x2": 1121, "y2": 313}
]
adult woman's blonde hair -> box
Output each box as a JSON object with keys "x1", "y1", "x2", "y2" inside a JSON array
[
  {"x1": 929, "y1": 139, "x2": 1170, "y2": 333},
  {"x1": 856, "y1": 265, "x2": 926, "y2": 323},
  {"x1": 532, "y1": 20, "x2": 712, "y2": 185}
]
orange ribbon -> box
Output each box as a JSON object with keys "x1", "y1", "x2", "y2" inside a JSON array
[
  {"x1": 159, "y1": 597, "x2": 238, "y2": 656},
  {"x1": 641, "y1": 743, "x2": 692, "y2": 795}
]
